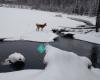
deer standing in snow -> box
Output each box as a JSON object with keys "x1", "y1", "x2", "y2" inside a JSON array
[{"x1": 36, "y1": 23, "x2": 47, "y2": 31}]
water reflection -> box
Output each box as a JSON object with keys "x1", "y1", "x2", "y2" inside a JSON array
[
  {"x1": 9, "y1": 61, "x2": 25, "y2": 71},
  {"x1": 0, "y1": 38, "x2": 100, "y2": 72}
]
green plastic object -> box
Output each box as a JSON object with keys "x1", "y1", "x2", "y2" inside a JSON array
[{"x1": 37, "y1": 44, "x2": 45, "y2": 54}]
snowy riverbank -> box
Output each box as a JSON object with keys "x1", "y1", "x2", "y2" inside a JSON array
[
  {"x1": 0, "y1": 7, "x2": 99, "y2": 44},
  {"x1": 0, "y1": 45, "x2": 100, "y2": 80}
]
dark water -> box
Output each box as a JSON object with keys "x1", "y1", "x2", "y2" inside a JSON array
[
  {"x1": 0, "y1": 41, "x2": 46, "y2": 73},
  {"x1": 0, "y1": 37, "x2": 100, "y2": 73}
]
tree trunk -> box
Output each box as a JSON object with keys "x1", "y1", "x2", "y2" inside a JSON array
[{"x1": 96, "y1": 0, "x2": 100, "y2": 32}]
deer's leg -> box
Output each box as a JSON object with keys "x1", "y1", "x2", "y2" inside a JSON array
[
  {"x1": 36, "y1": 28, "x2": 38, "y2": 31},
  {"x1": 41, "y1": 28, "x2": 43, "y2": 31},
  {"x1": 36, "y1": 27, "x2": 39, "y2": 31},
  {"x1": 38, "y1": 28, "x2": 39, "y2": 31}
]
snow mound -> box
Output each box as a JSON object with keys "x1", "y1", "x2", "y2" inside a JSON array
[
  {"x1": 1, "y1": 52, "x2": 25, "y2": 65},
  {"x1": 39, "y1": 45, "x2": 100, "y2": 80},
  {"x1": 80, "y1": 56, "x2": 92, "y2": 68}
]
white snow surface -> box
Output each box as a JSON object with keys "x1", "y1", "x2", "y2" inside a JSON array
[
  {"x1": 0, "y1": 7, "x2": 94, "y2": 42},
  {"x1": 5, "y1": 31, "x2": 58, "y2": 42},
  {"x1": 75, "y1": 32, "x2": 100, "y2": 44},
  {"x1": 0, "y1": 45, "x2": 100, "y2": 80},
  {"x1": 0, "y1": 7, "x2": 60, "y2": 42},
  {"x1": 1, "y1": 52, "x2": 25, "y2": 65},
  {"x1": 0, "y1": 7, "x2": 98, "y2": 43},
  {"x1": 63, "y1": 32, "x2": 100, "y2": 44}
]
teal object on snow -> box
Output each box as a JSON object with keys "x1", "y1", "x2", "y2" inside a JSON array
[{"x1": 37, "y1": 44, "x2": 45, "y2": 54}]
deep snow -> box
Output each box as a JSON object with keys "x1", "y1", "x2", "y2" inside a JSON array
[
  {"x1": 0, "y1": 7, "x2": 97, "y2": 43},
  {"x1": 0, "y1": 45, "x2": 100, "y2": 80}
]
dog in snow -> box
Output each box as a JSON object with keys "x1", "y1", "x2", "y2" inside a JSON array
[{"x1": 36, "y1": 23, "x2": 47, "y2": 31}]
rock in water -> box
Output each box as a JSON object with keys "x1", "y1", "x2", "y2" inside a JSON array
[
  {"x1": 63, "y1": 33, "x2": 74, "y2": 39},
  {"x1": 1, "y1": 52, "x2": 26, "y2": 65},
  {"x1": 0, "y1": 38, "x2": 6, "y2": 42}
]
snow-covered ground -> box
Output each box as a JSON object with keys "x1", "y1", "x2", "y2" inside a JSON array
[
  {"x1": 0, "y1": 7, "x2": 98, "y2": 43},
  {"x1": 63, "y1": 31, "x2": 100, "y2": 44},
  {"x1": 0, "y1": 7, "x2": 100, "y2": 80},
  {"x1": 67, "y1": 15, "x2": 96, "y2": 25},
  {"x1": 74, "y1": 32, "x2": 100, "y2": 44},
  {"x1": 0, "y1": 45, "x2": 100, "y2": 80}
]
